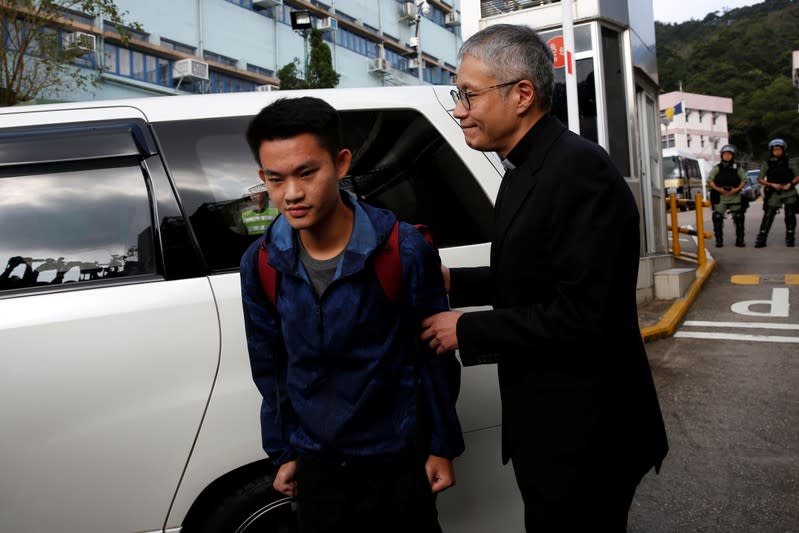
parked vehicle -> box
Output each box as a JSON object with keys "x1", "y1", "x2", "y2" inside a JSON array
[
  {"x1": 663, "y1": 151, "x2": 705, "y2": 209},
  {"x1": 0, "y1": 87, "x2": 525, "y2": 533},
  {"x1": 743, "y1": 169, "x2": 762, "y2": 202}
]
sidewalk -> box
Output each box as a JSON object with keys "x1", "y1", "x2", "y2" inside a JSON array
[{"x1": 638, "y1": 207, "x2": 716, "y2": 342}]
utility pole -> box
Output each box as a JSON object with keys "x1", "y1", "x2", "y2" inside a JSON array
[
  {"x1": 290, "y1": 10, "x2": 314, "y2": 82},
  {"x1": 413, "y1": 0, "x2": 429, "y2": 84}
]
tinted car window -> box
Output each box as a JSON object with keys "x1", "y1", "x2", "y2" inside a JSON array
[
  {"x1": 0, "y1": 162, "x2": 156, "y2": 293},
  {"x1": 153, "y1": 109, "x2": 492, "y2": 272}
]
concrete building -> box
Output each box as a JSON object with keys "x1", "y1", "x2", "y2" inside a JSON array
[
  {"x1": 35, "y1": 0, "x2": 463, "y2": 101},
  {"x1": 659, "y1": 91, "x2": 734, "y2": 167},
  {"x1": 462, "y1": 0, "x2": 671, "y2": 303}
]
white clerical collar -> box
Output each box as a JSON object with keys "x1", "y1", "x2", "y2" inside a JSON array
[{"x1": 501, "y1": 158, "x2": 516, "y2": 172}]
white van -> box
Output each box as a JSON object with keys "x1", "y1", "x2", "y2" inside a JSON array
[{"x1": 0, "y1": 87, "x2": 524, "y2": 533}]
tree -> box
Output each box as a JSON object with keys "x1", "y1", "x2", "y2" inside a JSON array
[
  {"x1": 306, "y1": 29, "x2": 339, "y2": 89},
  {"x1": 0, "y1": 0, "x2": 139, "y2": 106},
  {"x1": 655, "y1": 0, "x2": 799, "y2": 160},
  {"x1": 276, "y1": 58, "x2": 305, "y2": 90},
  {"x1": 276, "y1": 29, "x2": 339, "y2": 90}
]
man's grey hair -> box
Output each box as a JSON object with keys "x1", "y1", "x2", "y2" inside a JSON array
[{"x1": 458, "y1": 24, "x2": 554, "y2": 111}]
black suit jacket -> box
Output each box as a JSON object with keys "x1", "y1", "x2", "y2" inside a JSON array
[{"x1": 450, "y1": 114, "x2": 668, "y2": 490}]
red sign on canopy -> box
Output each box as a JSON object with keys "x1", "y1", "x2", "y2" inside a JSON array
[{"x1": 547, "y1": 35, "x2": 565, "y2": 69}]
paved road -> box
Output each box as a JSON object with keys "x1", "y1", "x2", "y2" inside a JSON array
[{"x1": 628, "y1": 200, "x2": 798, "y2": 532}]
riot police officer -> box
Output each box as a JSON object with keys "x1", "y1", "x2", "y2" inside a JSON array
[
  {"x1": 707, "y1": 144, "x2": 747, "y2": 247},
  {"x1": 754, "y1": 138, "x2": 799, "y2": 248}
]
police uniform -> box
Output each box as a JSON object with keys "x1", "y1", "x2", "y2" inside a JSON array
[
  {"x1": 707, "y1": 146, "x2": 747, "y2": 247},
  {"x1": 242, "y1": 182, "x2": 279, "y2": 236},
  {"x1": 754, "y1": 139, "x2": 799, "y2": 247},
  {"x1": 241, "y1": 206, "x2": 279, "y2": 235}
]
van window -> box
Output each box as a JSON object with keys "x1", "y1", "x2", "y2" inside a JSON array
[
  {"x1": 153, "y1": 109, "x2": 492, "y2": 272},
  {"x1": 0, "y1": 162, "x2": 156, "y2": 293}
]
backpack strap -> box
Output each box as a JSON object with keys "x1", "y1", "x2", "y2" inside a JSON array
[
  {"x1": 257, "y1": 240, "x2": 278, "y2": 307},
  {"x1": 374, "y1": 220, "x2": 402, "y2": 305},
  {"x1": 259, "y1": 221, "x2": 433, "y2": 307},
  {"x1": 373, "y1": 221, "x2": 435, "y2": 306}
]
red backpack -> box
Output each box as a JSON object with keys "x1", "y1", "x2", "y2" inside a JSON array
[{"x1": 257, "y1": 221, "x2": 435, "y2": 306}]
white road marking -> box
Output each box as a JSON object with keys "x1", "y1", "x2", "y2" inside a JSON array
[
  {"x1": 730, "y1": 288, "x2": 790, "y2": 317},
  {"x1": 674, "y1": 331, "x2": 799, "y2": 343},
  {"x1": 683, "y1": 321, "x2": 799, "y2": 331}
]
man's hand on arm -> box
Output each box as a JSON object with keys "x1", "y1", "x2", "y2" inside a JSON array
[
  {"x1": 425, "y1": 455, "x2": 455, "y2": 493},
  {"x1": 421, "y1": 311, "x2": 463, "y2": 354},
  {"x1": 273, "y1": 460, "x2": 297, "y2": 496}
]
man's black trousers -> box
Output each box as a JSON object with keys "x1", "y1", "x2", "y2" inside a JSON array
[{"x1": 295, "y1": 453, "x2": 442, "y2": 533}]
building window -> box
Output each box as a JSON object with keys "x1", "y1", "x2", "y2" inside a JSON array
[
  {"x1": 204, "y1": 50, "x2": 238, "y2": 67},
  {"x1": 700, "y1": 135, "x2": 705, "y2": 148},
  {"x1": 601, "y1": 26, "x2": 630, "y2": 176},
  {"x1": 247, "y1": 64, "x2": 274, "y2": 78},
  {"x1": 103, "y1": 21, "x2": 149, "y2": 42},
  {"x1": 161, "y1": 38, "x2": 196, "y2": 55},
  {"x1": 103, "y1": 43, "x2": 172, "y2": 86},
  {"x1": 662, "y1": 133, "x2": 675, "y2": 149},
  {"x1": 60, "y1": 8, "x2": 95, "y2": 26},
  {"x1": 209, "y1": 71, "x2": 256, "y2": 93},
  {"x1": 224, "y1": 0, "x2": 253, "y2": 7}
]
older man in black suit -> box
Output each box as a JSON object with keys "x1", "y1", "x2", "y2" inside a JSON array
[{"x1": 421, "y1": 23, "x2": 668, "y2": 532}]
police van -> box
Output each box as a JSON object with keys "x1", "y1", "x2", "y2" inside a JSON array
[{"x1": 0, "y1": 87, "x2": 523, "y2": 532}]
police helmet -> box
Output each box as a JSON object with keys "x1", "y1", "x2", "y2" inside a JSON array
[
  {"x1": 248, "y1": 182, "x2": 267, "y2": 194},
  {"x1": 720, "y1": 144, "x2": 736, "y2": 156},
  {"x1": 768, "y1": 138, "x2": 787, "y2": 151}
]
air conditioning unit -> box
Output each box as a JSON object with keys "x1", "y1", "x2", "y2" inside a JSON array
[
  {"x1": 408, "y1": 36, "x2": 420, "y2": 48},
  {"x1": 445, "y1": 12, "x2": 461, "y2": 26},
  {"x1": 400, "y1": 1, "x2": 417, "y2": 23},
  {"x1": 407, "y1": 58, "x2": 419, "y2": 70},
  {"x1": 369, "y1": 57, "x2": 390, "y2": 74},
  {"x1": 317, "y1": 17, "x2": 338, "y2": 32},
  {"x1": 173, "y1": 58, "x2": 209, "y2": 81},
  {"x1": 253, "y1": 0, "x2": 283, "y2": 8},
  {"x1": 256, "y1": 84, "x2": 280, "y2": 92},
  {"x1": 63, "y1": 32, "x2": 96, "y2": 55}
]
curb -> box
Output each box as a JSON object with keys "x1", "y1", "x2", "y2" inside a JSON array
[{"x1": 640, "y1": 255, "x2": 716, "y2": 342}]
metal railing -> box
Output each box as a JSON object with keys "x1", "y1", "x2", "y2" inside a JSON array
[
  {"x1": 666, "y1": 192, "x2": 711, "y2": 266},
  {"x1": 641, "y1": 192, "x2": 717, "y2": 341}
]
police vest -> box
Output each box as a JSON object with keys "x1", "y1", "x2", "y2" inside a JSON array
[
  {"x1": 765, "y1": 157, "x2": 793, "y2": 185},
  {"x1": 242, "y1": 207, "x2": 279, "y2": 235},
  {"x1": 713, "y1": 162, "x2": 741, "y2": 189}
]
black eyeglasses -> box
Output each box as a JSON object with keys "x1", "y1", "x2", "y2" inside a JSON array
[{"x1": 450, "y1": 80, "x2": 521, "y2": 110}]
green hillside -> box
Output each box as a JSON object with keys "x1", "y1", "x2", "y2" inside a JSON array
[{"x1": 656, "y1": 0, "x2": 799, "y2": 161}]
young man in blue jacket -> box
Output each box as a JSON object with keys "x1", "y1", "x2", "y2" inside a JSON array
[{"x1": 240, "y1": 96, "x2": 464, "y2": 533}]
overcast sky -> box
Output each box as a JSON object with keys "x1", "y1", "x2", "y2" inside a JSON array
[{"x1": 652, "y1": 0, "x2": 763, "y2": 24}]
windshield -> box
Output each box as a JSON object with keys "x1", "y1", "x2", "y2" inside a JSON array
[{"x1": 663, "y1": 157, "x2": 680, "y2": 178}]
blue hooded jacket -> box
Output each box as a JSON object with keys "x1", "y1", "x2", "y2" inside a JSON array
[{"x1": 240, "y1": 192, "x2": 464, "y2": 465}]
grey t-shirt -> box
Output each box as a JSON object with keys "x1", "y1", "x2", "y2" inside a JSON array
[{"x1": 299, "y1": 239, "x2": 344, "y2": 298}]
